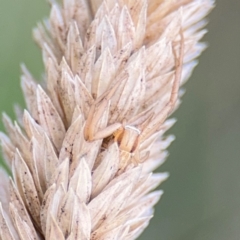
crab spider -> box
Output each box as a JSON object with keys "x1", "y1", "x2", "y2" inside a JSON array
[{"x1": 84, "y1": 30, "x2": 184, "y2": 165}]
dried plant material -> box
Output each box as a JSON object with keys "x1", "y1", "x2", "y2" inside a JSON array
[{"x1": 0, "y1": 0, "x2": 214, "y2": 239}]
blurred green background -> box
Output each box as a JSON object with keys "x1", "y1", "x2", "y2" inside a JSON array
[{"x1": 0, "y1": 1, "x2": 239, "y2": 239}]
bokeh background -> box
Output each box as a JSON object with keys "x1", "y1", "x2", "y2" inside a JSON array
[{"x1": 0, "y1": 1, "x2": 239, "y2": 239}]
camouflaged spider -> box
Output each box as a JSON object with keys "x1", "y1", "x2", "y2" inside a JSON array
[{"x1": 84, "y1": 31, "x2": 184, "y2": 165}]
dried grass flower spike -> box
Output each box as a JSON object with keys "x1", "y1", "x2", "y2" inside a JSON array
[{"x1": 0, "y1": 0, "x2": 214, "y2": 239}]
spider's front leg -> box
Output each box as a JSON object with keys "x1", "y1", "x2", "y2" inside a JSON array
[
  {"x1": 115, "y1": 124, "x2": 147, "y2": 170},
  {"x1": 84, "y1": 83, "x2": 122, "y2": 142},
  {"x1": 141, "y1": 29, "x2": 185, "y2": 142},
  {"x1": 84, "y1": 100, "x2": 122, "y2": 141}
]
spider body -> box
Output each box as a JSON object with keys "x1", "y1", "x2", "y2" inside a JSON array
[
  {"x1": 113, "y1": 125, "x2": 141, "y2": 153},
  {"x1": 84, "y1": 30, "x2": 184, "y2": 166}
]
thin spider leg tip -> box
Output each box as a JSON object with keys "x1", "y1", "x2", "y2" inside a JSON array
[
  {"x1": 84, "y1": 103, "x2": 97, "y2": 140},
  {"x1": 169, "y1": 29, "x2": 184, "y2": 111}
]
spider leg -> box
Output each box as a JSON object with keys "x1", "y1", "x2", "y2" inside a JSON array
[
  {"x1": 141, "y1": 29, "x2": 184, "y2": 142},
  {"x1": 85, "y1": 98, "x2": 122, "y2": 141},
  {"x1": 84, "y1": 97, "x2": 112, "y2": 141},
  {"x1": 117, "y1": 151, "x2": 132, "y2": 174},
  {"x1": 131, "y1": 144, "x2": 150, "y2": 165},
  {"x1": 96, "y1": 77, "x2": 126, "y2": 104},
  {"x1": 131, "y1": 157, "x2": 138, "y2": 166},
  {"x1": 138, "y1": 150, "x2": 150, "y2": 163},
  {"x1": 90, "y1": 122, "x2": 122, "y2": 141},
  {"x1": 84, "y1": 81, "x2": 124, "y2": 141},
  {"x1": 84, "y1": 102, "x2": 96, "y2": 140},
  {"x1": 168, "y1": 29, "x2": 185, "y2": 113}
]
